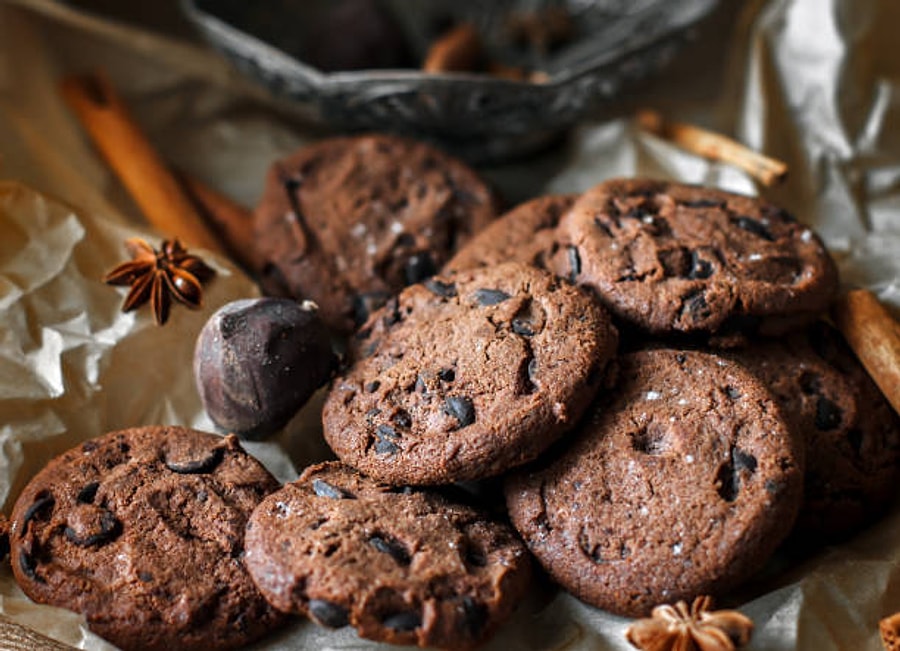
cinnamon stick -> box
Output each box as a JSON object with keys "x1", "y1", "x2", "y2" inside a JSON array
[
  {"x1": 832, "y1": 289, "x2": 900, "y2": 417},
  {"x1": 60, "y1": 72, "x2": 224, "y2": 253},
  {"x1": 177, "y1": 173, "x2": 262, "y2": 274},
  {"x1": 636, "y1": 109, "x2": 788, "y2": 187},
  {"x1": 423, "y1": 23, "x2": 483, "y2": 73}
]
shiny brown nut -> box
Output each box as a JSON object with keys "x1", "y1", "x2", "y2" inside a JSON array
[{"x1": 194, "y1": 297, "x2": 337, "y2": 439}]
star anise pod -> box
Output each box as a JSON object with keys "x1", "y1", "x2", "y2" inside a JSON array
[
  {"x1": 103, "y1": 238, "x2": 214, "y2": 325},
  {"x1": 626, "y1": 596, "x2": 754, "y2": 651}
]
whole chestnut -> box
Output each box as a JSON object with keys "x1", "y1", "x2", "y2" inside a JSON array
[{"x1": 194, "y1": 297, "x2": 337, "y2": 439}]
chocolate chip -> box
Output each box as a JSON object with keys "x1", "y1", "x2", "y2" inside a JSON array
[
  {"x1": 437, "y1": 368, "x2": 456, "y2": 382},
  {"x1": 64, "y1": 510, "x2": 121, "y2": 548},
  {"x1": 733, "y1": 448, "x2": 758, "y2": 473},
  {"x1": 368, "y1": 534, "x2": 410, "y2": 565},
  {"x1": 511, "y1": 318, "x2": 535, "y2": 337},
  {"x1": 682, "y1": 291, "x2": 711, "y2": 321},
  {"x1": 391, "y1": 410, "x2": 413, "y2": 429},
  {"x1": 365, "y1": 381, "x2": 381, "y2": 393},
  {"x1": 77, "y1": 482, "x2": 100, "y2": 504},
  {"x1": 22, "y1": 492, "x2": 54, "y2": 531},
  {"x1": 443, "y1": 396, "x2": 475, "y2": 429},
  {"x1": 139, "y1": 571, "x2": 154, "y2": 583},
  {"x1": 725, "y1": 386, "x2": 741, "y2": 399},
  {"x1": 404, "y1": 252, "x2": 437, "y2": 285},
  {"x1": 815, "y1": 396, "x2": 842, "y2": 431},
  {"x1": 688, "y1": 251, "x2": 713, "y2": 279},
  {"x1": 424, "y1": 279, "x2": 457, "y2": 298},
  {"x1": 566, "y1": 245, "x2": 581, "y2": 283},
  {"x1": 382, "y1": 611, "x2": 420, "y2": 632},
  {"x1": 473, "y1": 288, "x2": 511, "y2": 306},
  {"x1": 460, "y1": 596, "x2": 488, "y2": 637},
  {"x1": 731, "y1": 216, "x2": 774, "y2": 241},
  {"x1": 377, "y1": 424, "x2": 400, "y2": 440},
  {"x1": 382, "y1": 296, "x2": 402, "y2": 327},
  {"x1": 374, "y1": 425, "x2": 400, "y2": 455},
  {"x1": 312, "y1": 479, "x2": 355, "y2": 500},
  {"x1": 166, "y1": 446, "x2": 225, "y2": 475},
  {"x1": 352, "y1": 291, "x2": 391, "y2": 326},
  {"x1": 527, "y1": 358, "x2": 539, "y2": 385},
  {"x1": 309, "y1": 599, "x2": 350, "y2": 629},
  {"x1": 19, "y1": 549, "x2": 42, "y2": 583}
]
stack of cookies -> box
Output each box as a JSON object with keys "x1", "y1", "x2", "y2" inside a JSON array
[{"x1": 7, "y1": 134, "x2": 900, "y2": 651}]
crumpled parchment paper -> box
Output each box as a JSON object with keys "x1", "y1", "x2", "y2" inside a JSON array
[{"x1": 0, "y1": 0, "x2": 899, "y2": 649}]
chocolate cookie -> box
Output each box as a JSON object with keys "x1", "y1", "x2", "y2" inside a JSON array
[
  {"x1": 554, "y1": 178, "x2": 838, "y2": 338},
  {"x1": 9, "y1": 427, "x2": 285, "y2": 651},
  {"x1": 505, "y1": 348, "x2": 804, "y2": 617},
  {"x1": 726, "y1": 322, "x2": 900, "y2": 541},
  {"x1": 244, "y1": 462, "x2": 532, "y2": 650},
  {"x1": 443, "y1": 194, "x2": 577, "y2": 272},
  {"x1": 253, "y1": 134, "x2": 498, "y2": 333},
  {"x1": 322, "y1": 261, "x2": 618, "y2": 485}
]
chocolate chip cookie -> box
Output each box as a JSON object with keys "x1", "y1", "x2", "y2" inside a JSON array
[
  {"x1": 443, "y1": 194, "x2": 577, "y2": 273},
  {"x1": 726, "y1": 321, "x2": 900, "y2": 541},
  {"x1": 244, "y1": 462, "x2": 532, "y2": 650},
  {"x1": 322, "y1": 261, "x2": 618, "y2": 485},
  {"x1": 9, "y1": 427, "x2": 285, "y2": 651},
  {"x1": 505, "y1": 348, "x2": 804, "y2": 617},
  {"x1": 554, "y1": 178, "x2": 838, "y2": 338},
  {"x1": 253, "y1": 134, "x2": 498, "y2": 333}
]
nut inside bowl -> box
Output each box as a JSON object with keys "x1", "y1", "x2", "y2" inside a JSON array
[{"x1": 181, "y1": 0, "x2": 719, "y2": 162}]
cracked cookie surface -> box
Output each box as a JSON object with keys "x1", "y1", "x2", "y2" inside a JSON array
[
  {"x1": 322, "y1": 262, "x2": 618, "y2": 485},
  {"x1": 244, "y1": 462, "x2": 532, "y2": 650},
  {"x1": 9, "y1": 426, "x2": 284, "y2": 651},
  {"x1": 253, "y1": 134, "x2": 498, "y2": 334},
  {"x1": 554, "y1": 178, "x2": 837, "y2": 338},
  {"x1": 504, "y1": 348, "x2": 803, "y2": 617}
]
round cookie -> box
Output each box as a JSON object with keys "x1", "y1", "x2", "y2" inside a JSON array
[
  {"x1": 9, "y1": 427, "x2": 285, "y2": 651},
  {"x1": 725, "y1": 321, "x2": 900, "y2": 541},
  {"x1": 505, "y1": 348, "x2": 804, "y2": 617},
  {"x1": 443, "y1": 194, "x2": 577, "y2": 273},
  {"x1": 253, "y1": 134, "x2": 498, "y2": 333},
  {"x1": 322, "y1": 261, "x2": 618, "y2": 485},
  {"x1": 554, "y1": 178, "x2": 838, "y2": 338},
  {"x1": 244, "y1": 462, "x2": 532, "y2": 650}
]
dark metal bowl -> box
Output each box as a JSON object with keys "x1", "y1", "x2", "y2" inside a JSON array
[{"x1": 181, "y1": 0, "x2": 718, "y2": 162}]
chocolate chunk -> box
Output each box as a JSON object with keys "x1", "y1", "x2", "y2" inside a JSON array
[
  {"x1": 566, "y1": 245, "x2": 581, "y2": 282},
  {"x1": 404, "y1": 253, "x2": 437, "y2": 285},
  {"x1": 22, "y1": 492, "x2": 54, "y2": 531},
  {"x1": 77, "y1": 482, "x2": 100, "y2": 504},
  {"x1": 64, "y1": 510, "x2": 121, "y2": 548},
  {"x1": 391, "y1": 410, "x2": 413, "y2": 429},
  {"x1": 725, "y1": 386, "x2": 741, "y2": 399},
  {"x1": 815, "y1": 396, "x2": 842, "y2": 431},
  {"x1": 473, "y1": 288, "x2": 511, "y2": 306},
  {"x1": 424, "y1": 279, "x2": 457, "y2": 298},
  {"x1": 353, "y1": 291, "x2": 392, "y2": 326},
  {"x1": 733, "y1": 448, "x2": 758, "y2": 473},
  {"x1": 511, "y1": 318, "x2": 535, "y2": 337},
  {"x1": 368, "y1": 534, "x2": 411, "y2": 565},
  {"x1": 365, "y1": 381, "x2": 381, "y2": 393},
  {"x1": 309, "y1": 599, "x2": 350, "y2": 629},
  {"x1": 437, "y1": 368, "x2": 456, "y2": 382},
  {"x1": 382, "y1": 611, "x2": 421, "y2": 632},
  {"x1": 312, "y1": 479, "x2": 354, "y2": 500},
  {"x1": 683, "y1": 291, "x2": 711, "y2": 321},
  {"x1": 443, "y1": 397, "x2": 476, "y2": 429},
  {"x1": 165, "y1": 446, "x2": 225, "y2": 475},
  {"x1": 731, "y1": 216, "x2": 774, "y2": 241},
  {"x1": 688, "y1": 251, "x2": 714, "y2": 279},
  {"x1": 460, "y1": 596, "x2": 488, "y2": 637},
  {"x1": 19, "y1": 549, "x2": 41, "y2": 582}
]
